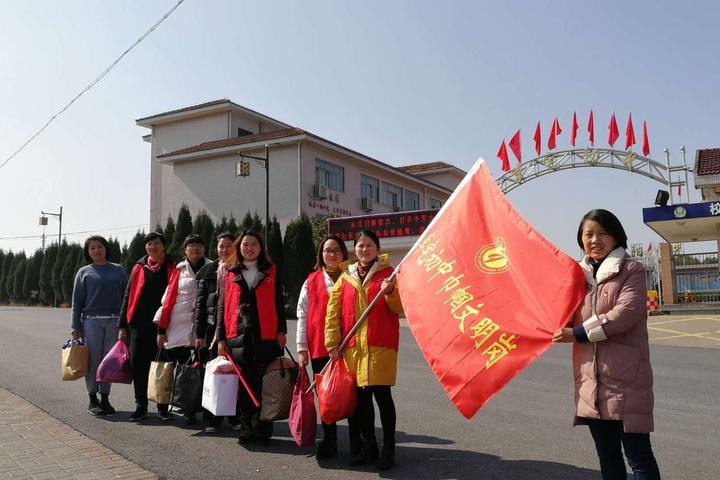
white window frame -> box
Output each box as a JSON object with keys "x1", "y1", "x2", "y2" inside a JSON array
[{"x1": 315, "y1": 158, "x2": 345, "y2": 192}]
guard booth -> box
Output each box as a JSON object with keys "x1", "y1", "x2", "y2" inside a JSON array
[
  {"x1": 327, "y1": 209, "x2": 438, "y2": 265},
  {"x1": 642, "y1": 147, "x2": 720, "y2": 310}
]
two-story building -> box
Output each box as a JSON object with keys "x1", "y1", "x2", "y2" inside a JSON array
[{"x1": 136, "y1": 99, "x2": 465, "y2": 259}]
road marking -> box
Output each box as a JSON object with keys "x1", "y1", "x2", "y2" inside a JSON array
[
  {"x1": 648, "y1": 317, "x2": 720, "y2": 326},
  {"x1": 649, "y1": 325, "x2": 720, "y2": 341}
]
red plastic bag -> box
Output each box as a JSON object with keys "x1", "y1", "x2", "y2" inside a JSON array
[
  {"x1": 316, "y1": 357, "x2": 357, "y2": 424},
  {"x1": 289, "y1": 367, "x2": 316, "y2": 447},
  {"x1": 96, "y1": 340, "x2": 132, "y2": 384}
]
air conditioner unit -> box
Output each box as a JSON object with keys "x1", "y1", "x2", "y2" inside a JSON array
[
  {"x1": 313, "y1": 184, "x2": 328, "y2": 199},
  {"x1": 361, "y1": 197, "x2": 374, "y2": 211}
]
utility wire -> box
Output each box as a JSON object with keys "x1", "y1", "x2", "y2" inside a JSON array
[
  {"x1": 0, "y1": 224, "x2": 150, "y2": 241},
  {"x1": 0, "y1": 0, "x2": 185, "y2": 171}
]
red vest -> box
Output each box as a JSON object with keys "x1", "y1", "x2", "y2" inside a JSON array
[
  {"x1": 126, "y1": 258, "x2": 176, "y2": 325},
  {"x1": 340, "y1": 266, "x2": 399, "y2": 351},
  {"x1": 223, "y1": 265, "x2": 278, "y2": 340},
  {"x1": 306, "y1": 270, "x2": 330, "y2": 359},
  {"x1": 157, "y1": 267, "x2": 182, "y2": 329}
]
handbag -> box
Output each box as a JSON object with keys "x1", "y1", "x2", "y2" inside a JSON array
[
  {"x1": 201, "y1": 356, "x2": 239, "y2": 416},
  {"x1": 96, "y1": 340, "x2": 132, "y2": 384},
  {"x1": 316, "y1": 356, "x2": 357, "y2": 424},
  {"x1": 171, "y1": 350, "x2": 204, "y2": 413},
  {"x1": 61, "y1": 338, "x2": 89, "y2": 381},
  {"x1": 259, "y1": 347, "x2": 299, "y2": 422},
  {"x1": 148, "y1": 349, "x2": 175, "y2": 404},
  {"x1": 289, "y1": 366, "x2": 317, "y2": 447}
]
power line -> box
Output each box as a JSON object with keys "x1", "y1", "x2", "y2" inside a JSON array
[
  {"x1": 0, "y1": 224, "x2": 150, "y2": 241},
  {"x1": 0, "y1": 0, "x2": 185, "y2": 171}
]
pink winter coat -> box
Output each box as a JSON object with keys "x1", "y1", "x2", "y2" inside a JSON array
[{"x1": 571, "y1": 247, "x2": 654, "y2": 433}]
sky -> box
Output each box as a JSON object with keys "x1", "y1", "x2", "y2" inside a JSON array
[{"x1": 2, "y1": 0, "x2": 719, "y2": 258}]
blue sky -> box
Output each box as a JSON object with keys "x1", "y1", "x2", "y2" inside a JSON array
[{"x1": 1, "y1": 0, "x2": 718, "y2": 256}]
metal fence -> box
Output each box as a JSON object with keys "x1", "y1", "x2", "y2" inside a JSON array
[{"x1": 672, "y1": 252, "x2": 720, "y2": 303}]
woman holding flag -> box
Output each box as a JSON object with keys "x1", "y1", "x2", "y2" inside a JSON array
[
  {"x1": 553, "y1": 209, "x2": 660, "y2": 480},
  {"x1": 296, "y1": 235, "x2": 349, "y2": 459},
  {"x1": 325, "y1": 230, "x2": 403, "y2": 470},
  {"x1": 216, "y1": 230, "x2": 287, "y2": 444}
]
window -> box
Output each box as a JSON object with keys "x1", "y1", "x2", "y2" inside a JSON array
[
  {"x1": 404, "y1": 190, "x2": 420, "y2": 211},
  {"x1": 429, "y1": 197, "x2": 442, "y2": 209},
  {"x1": 381, "y1": 181, "x2": 403, "y2": 208},
  {"x1": 361, "y1": 175, "x2": 379, "y2": 201},
  {"x1": 237, "y1": 127, "x2": 253, "y2": 137},
  {"x1": 315, "y1": 158, "x2": 345, "y2": 192}
]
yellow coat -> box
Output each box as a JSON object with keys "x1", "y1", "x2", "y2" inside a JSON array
[{"x1": 325, "y1": 255, "x2": 403, "y2": 387}]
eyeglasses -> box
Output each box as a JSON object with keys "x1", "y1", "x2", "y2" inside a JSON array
[{"x1": 323, "y1": 249, "x2": 342, "y2": 255}]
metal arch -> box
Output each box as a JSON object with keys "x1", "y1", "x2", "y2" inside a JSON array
[{"x1": 496, "y1": 148, "x2": 676, "y2": 194}]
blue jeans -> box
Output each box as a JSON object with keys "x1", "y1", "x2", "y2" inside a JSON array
[
  {"x1": 83, "y1": 315, "x2": 118, "y2": 396},
  {"x1": 588, "y1": 419, "x2": 661, "y2": 480}
]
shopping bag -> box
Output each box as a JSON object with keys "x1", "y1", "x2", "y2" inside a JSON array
[
  {"x1": 147, "y1": 350, "x2": 175, "y2": 404},
  {"x1": 96, "y1": 340, "x2": 132, "y2": 384},
  {"x1": 289, "y1": 367, "x2": 316, "y2": 448},
  {"x1": 201, "y1": 357, "x2": 239, "y2": 416},
  {"x1": 61, "y1": 338, "x2": 89, "y2": 381},
  {"x1": 259, "y1": 347, "x2": 299, "y2": 422},
  {"x1": 316, "y1": 357, "x2": 357, "y2": 424},
  {"x1": 171, "y1": 352, "x2": 204, "y2": 413}
]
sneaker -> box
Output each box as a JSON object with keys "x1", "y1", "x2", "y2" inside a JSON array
[
  {"x1": 204, "y1": 425, "x2": 218, "y2": 434},
  {"x1": 184, "y1": 413, "x2": 196, "y2": 426},
  {"x1": 316, "y1": 439, "x2": 338, "y2": 459},
  {"x1": 129, "y1": 407, "x2": 148, "y2": 422},
  {"x1": 227, "y1": 416, "x2": 242, "y2": 430},
  {"x1": 99, "y1": 395, "x2": 115, "y2": 416},
  {"x1": 157, "y1": 409, "x2": 173, "y2": 421},
  {"x1": 87, "y1": 395, "x2": 104, "y2": 416},
  {"x1": 349, "y1": 441, "x2": 379, "y2": 467}
]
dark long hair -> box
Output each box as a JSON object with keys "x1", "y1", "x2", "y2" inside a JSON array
[
  {"x1": 576, "y1": 209, "x2": 628, "y2": 250},
  {"x1": 228, "y1": 230, "x2": 273, "y2": 271},
  {"x1": 315, "y1": 235, "x2": 349, "y2": 270}
]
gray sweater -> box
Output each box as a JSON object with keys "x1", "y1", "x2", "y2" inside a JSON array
[{"x1": 71, "y1": 263, "x2": 128, "y2": 332}]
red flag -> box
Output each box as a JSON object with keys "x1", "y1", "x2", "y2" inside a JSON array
[
  {"x1": 570, "y1": 112, "x2": 579, "y2": 147},
  {"x1": 508, "y1": 130, "x2": 521, "y2": 163},
  {"x1": 396, "y1": 159, "x2": 586, "y2": 419},
  {"x1": 533, "y1": 122, "x2": 541, "y2": 156},
  {"x1": 642, "y1": 121, "x2": 650, "y2": 156},
  {"x1": 608, "y1": 112, "x2": 619, "y2": 147},
  {"x1": 625, "y1": 113, "x2": 636, "y2": 150},
  {"x1": 547, "y1": 117, "x2": 561, "y2": 150},
  {"x1": 587, "y1": 110, "x2": 595, "y2": 146},
  {"x1": 497, "y1": 140, "x2": 510, "y2": 172}
]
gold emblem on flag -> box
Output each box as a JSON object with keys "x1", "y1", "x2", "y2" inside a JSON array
[{"x1": 475, "y1": 237, "x2": 509, "y2": 274}]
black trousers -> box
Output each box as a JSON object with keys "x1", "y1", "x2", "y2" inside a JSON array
[
  {"x1": 352, "y1": 385, "x2": 395, "y2": 447},
  {"x1": 311, "y1": 356, "x2": 337, "y2": 443},
  {"x1": 587, "y1": 419, "x2": 661, "y2": 480},
  {"x1": 229, "y1": 348, "x2": 273, "y2": 439},
  {"x1": 128, "y1": 325, "x2": 158, "y2": 409}
]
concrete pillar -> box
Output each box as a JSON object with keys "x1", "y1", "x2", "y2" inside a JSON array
[{"x1": 659, "y1": 242, "x2": 675, "y2": 305}]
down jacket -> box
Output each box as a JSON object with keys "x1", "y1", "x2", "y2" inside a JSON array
[
  {"x1": 572, "y1": 247, "x2": 654, "y2": 433},
  {"x1": 325, "y1": 254, "x2": 403, "y2": 387}
]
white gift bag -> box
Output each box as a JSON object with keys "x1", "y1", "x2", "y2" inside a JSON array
[{"x1": 201, "y1": 362, "x2": 238, "y2": 416}]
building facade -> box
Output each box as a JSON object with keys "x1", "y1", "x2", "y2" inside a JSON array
[{"x1": 136, "y1": 100, "x2": 465, "y2": 241}]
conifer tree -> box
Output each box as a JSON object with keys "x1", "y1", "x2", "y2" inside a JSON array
[
  {"x1": 268, "y1": 216, "x2": 284, "y2": 272},
  {"x1": 10, "y1": 253, "x2": 27, "y2": 303},
  {"x1": 227, "y1": 214, "x2": 238, "y2": 236},
  {"x1": 193, "y1": 210, "x2": 215, "y2": 254},
  {"x1": 52, "y1": 241, "x2": 69, "y2": 305},
  {"x1": 172, "y1": 204, "x2": 193, "y2": 257},
  {"x1": 39, "y1": 244, "x2": 58, "y2": 305},
  {"x1": 62, "y1": 245, "x2": 82, "y2": 304},
  {"x1": 0, "y1": 251, "x2": 14, "y2": 304},
  {"x1": 123, "y1": 231, "x2": 146, "y2": 274},
  {"x1": 209, "y1": 215, "x2": 229, "y2": 259},
  {"x1": 241, "y1": 212, "x2": 255, "y2": 233},
  {"x1": 0, "y1": 250, "x2": 6, "y2": 300},
  {"x1": 23, "y1": 249, "x2": 44, "y2": 304},
  {"x1": 164, "y1": 216, "x2": 176, "y2": 248},
  {"x1": 108, "y1": 237, "x2": 122, "y2": 263},
  {"x1": 282, "y1": 213, "x2": 315, "y2": 315}
]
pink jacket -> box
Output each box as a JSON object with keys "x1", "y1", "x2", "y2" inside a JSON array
[{"x1": 572, "y1": 247, "x2": 654, "y2": 433}]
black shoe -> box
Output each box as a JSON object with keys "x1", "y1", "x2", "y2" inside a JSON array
[
  {"x1": 350, "y1": 440, "x2": 363, "y2": 457},
  {"x1": 184, "y1": 413, "x2": 196, "y2": 425},
  {"x1": 87, "y1": 394, "x2": 104, "y2": 416},
  {"x1": 316, "y1": 438, "x2": 338, "y2": 459},
  {"x1": 99, "y1": 395, "x2": 115, "y2": 416},
  {"x1": 157, "y1": 406, "x2": 173, "y2": 421},
  {"x1": 349, "y1": 441, "x2": 379, "y2": 466},
  {"x1": 129, "y1": 407, "x2": 148, "y2": 422},
  {"x1": 377, "y1": 439, "x2": 395, "y2": 470},
  {"x1": 227, "y1": 416, "x2": 241, "y2": 430}
]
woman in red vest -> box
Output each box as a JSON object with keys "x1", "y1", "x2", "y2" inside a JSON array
[
  {"x1": 216, "y1": 230, "x2": 287, "y2": 444},
  {"x1": 325, "y1": 230, "x2": 403, "y2": 470},
  {"x1": 296, "y1": 235, "x2": 349, "y2": 459}
]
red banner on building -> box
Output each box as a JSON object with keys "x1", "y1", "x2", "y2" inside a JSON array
[{"x1": 396, "y1": 159, "x2": 585, "y2": 419}]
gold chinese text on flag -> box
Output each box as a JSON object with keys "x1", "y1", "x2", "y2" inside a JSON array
[{"x1": 396, "y1": 158, "x2": 585, "y2": 419}]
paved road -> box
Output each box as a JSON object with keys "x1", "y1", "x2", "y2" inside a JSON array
[{"x1": 0, "y1": 307, "x2": 717, "y2": 479}]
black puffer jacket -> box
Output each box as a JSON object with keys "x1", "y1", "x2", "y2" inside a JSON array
[{"x1": 193, "y1": 259, "x2": 220, "y2": 344}]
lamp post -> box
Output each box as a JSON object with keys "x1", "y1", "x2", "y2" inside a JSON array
[
  {"x1": 236, "y1": 145, "x2": 270, "y2": 246},
  {"x1": 40, "y1": 206, "x2": 63, "y2": 248}
]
